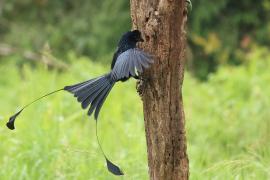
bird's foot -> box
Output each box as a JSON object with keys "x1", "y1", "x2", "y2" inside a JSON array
[
  {"x1": 136, "y1": 80, "x2": 144, "y2": 97},
  {"x1": 134, "y1": 75, "x2": 150, "y2": 82},
  {"x1": 133, "y1": 75, "x2": 140, "y2": 80}
]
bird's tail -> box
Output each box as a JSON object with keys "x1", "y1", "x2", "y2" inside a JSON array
[
  {"x1": 64, "y1": 74, "x2": 124, "y2": 175},
  {"x1": 6, "y1": 74, "x2": 114, "y2": 130},
  {"x1": 7, "y1": 73, "x2": 123, "y2": 175},
  {"x1": 64, "y1": 74, "x2": 115, "y2": 120},
  {"x1": 6, "y1": 88, "x2": 64, "y2": 130}
]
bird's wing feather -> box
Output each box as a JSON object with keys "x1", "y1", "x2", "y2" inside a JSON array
[
  {"x1": 120, "y1": 57, "x2": 128, "y2": 77},
  {"x1": 133, "y1": 51, "x2": 143, "y2": 73},
  {"x1": 111, "y1": 48, "x2": 153, "y2": 80},
  {"x1": 128, "y1": 55, "x2": 136, "y2": 76}
]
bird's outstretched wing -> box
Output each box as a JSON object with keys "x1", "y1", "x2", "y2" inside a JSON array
[{"x1": 111, "y1": 48, "x2": 153, "y2": 80}]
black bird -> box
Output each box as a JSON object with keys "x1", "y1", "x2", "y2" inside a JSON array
[{"x1": 6, "y1": 30, "x2": 153, "y2": 176}]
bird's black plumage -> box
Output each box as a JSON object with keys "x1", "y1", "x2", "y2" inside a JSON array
[
  {"x1": 6, "y1": 30, "x2": 153, "y2": 176},
  {"x1": 63, "y1": 30, "x2": 153, "y2": 175},
  {"x1": 64, "y1": 30, "x2": 153, "y2": 119},
  {"x1": 111, "y1": 30, "x2": 144, "y2": 69}
]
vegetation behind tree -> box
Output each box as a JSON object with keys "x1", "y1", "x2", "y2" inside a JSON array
[
  {"x1": 0, "y1": 1, "x2": 269, "y2": 179},
  {"x1": 1, "y1": 0, "x2": 269, "y2": 79}
]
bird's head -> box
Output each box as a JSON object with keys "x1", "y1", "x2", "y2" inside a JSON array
[
  {"x1": 128, "y1": 30, "x2": 144, "y2": 43},
  {"x1": 119, "y1": 30, "x2": 144, "y2": 47}
]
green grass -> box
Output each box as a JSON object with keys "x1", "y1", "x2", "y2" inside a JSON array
[{"x1": 0, "y1": 48, "x2": 270, "y2": 179}]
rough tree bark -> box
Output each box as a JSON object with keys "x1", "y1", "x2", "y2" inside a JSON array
[{"x1": 130, "y1": 0, "x2": 189, "y2": 179}]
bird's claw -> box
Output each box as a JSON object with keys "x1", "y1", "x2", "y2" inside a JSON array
[
  {"x1": 134, "y1": 75, "x2": 140, "y2": 80},
  {"x1": 135, "y1": 75, "x2": 148, "y2": 82}
]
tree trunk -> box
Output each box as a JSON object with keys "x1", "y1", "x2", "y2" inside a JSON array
[{"x1": 130, "y1": 0, "x2": 189, "y2": 179}]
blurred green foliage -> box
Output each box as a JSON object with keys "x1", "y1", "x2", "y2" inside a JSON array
[
  {"x1": 0, "y1": 47, "x2": 269, "y2": 179},
  {"x1": 1, "y1": 0, "x2": 130, "y2": 59},
  {"x1": 189, "y1": 0, "x2": 270, "y2": 79},
  {"x1": 0, "y1": 1, "x2": 270, "y2": 179},
  {"x1": 1, "y1": 0, "x2": 269, "y2": 79}
]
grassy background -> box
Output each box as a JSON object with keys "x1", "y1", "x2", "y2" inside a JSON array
[
  {"x1": 0, "y1": 47, "x2": 270, "y2": 179},
  {"x1": 1, "y1": 0, "x2": 270, "y2": 179}
]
